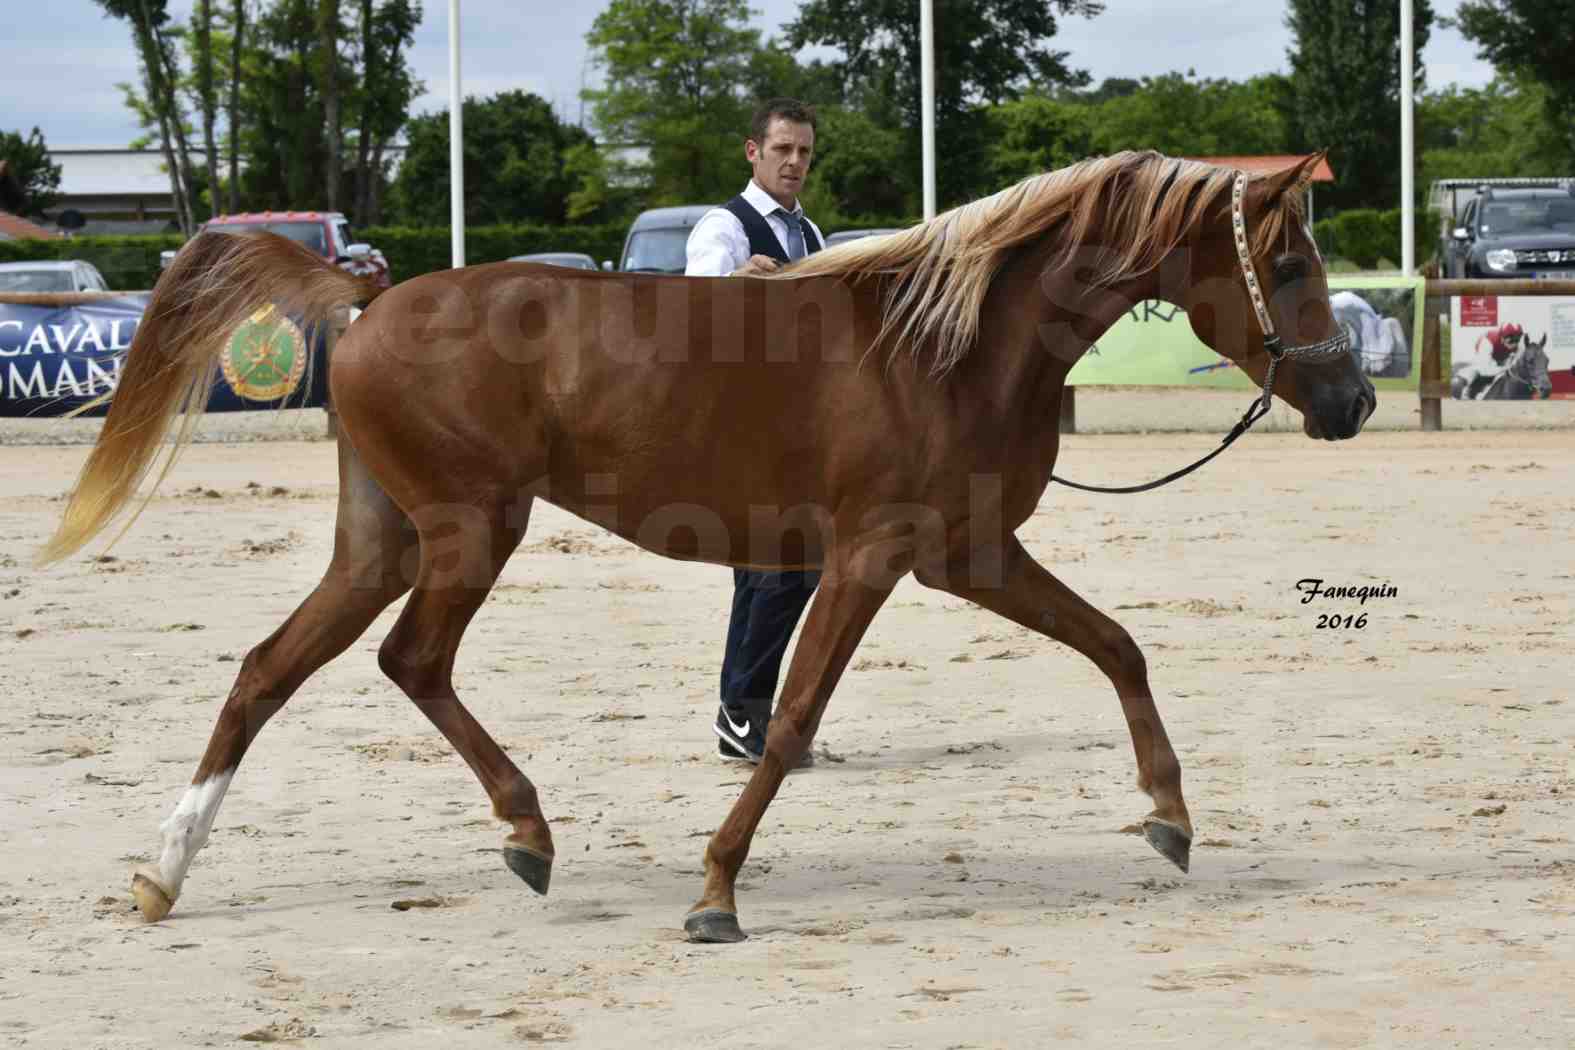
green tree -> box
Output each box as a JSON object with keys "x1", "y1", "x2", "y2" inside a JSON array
[
  {"x1": 1286, "y1": 0, "x2": 1435, "y2": 212},
  {"x1": 229, "y1": 0, "x2": 417, "y2": 220},
  {"x1": 96, "y1": 0, "x2": 202, "y2": 233},
  {"x1": 562, "y1": 140, "x2": 637, "y2": 223},
  {"x1": 1062, "y1": 76, "x2": 1140, "y2": 104},
  {"x1": 347, "y1": 0, "x2": 421, "y2": 223},
  {"x1": 804, "y1": 105, "x2": 912, "y2": 218},
  {"x1": 1419, "y1": 75, "x2": 1567, "y2": 181},
  {"x1": 746, "y1": 42, "x2": 846, "y2": 109},
  {"x1": 226, "y1": 0, "x2": 247, "y2": 213},
  {"x1": 390, "y1": 91, "x2": 592, "y2": 226},
  {"x1": 1090, "y1": 72, "x2": 1289, "y2": 157},
  {"x1": 1452, "y1": 0, "x2": 1575, "y2": 165},
  {"x1": 0, "y1": 127, "x2": 64, "y2": 217},
  {"x1": 986, "y1": 74, "x2": 1294, "y2": 189},
  {"x1": 100, "y1": 0, "x2": 420, "y2": 222},
  {"x1": 984, "y1": 94, "x2": 1096, "y2": 186},
  {"x1": 785, "y1": 0, "x2": 1104, "y2": 205},
  {"x1": 190, "y1": 0, "x2": 223, "y2": 215},
  {"x1": 318, "y1": 0, "x2": 344, "y2": 210},
  {"x1": 583, "y1": 0, "x2": 761, "y2": 205},
  {"x1": 239, "y1": 0, "x2": 328, "y2": 209},
  {"x1": 1258, "y1": 72, "x2": 1310, "y2": 156}
]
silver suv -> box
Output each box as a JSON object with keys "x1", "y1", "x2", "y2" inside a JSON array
[{"x1": 613, "y1": 205, "x2": 717, "y2": 273}]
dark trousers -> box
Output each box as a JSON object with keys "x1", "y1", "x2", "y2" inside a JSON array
[{"x1": 719, "y1": 569, "x2": 821, "y2": 722}]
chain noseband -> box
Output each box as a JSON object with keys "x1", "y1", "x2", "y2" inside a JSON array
[{"x1": 1050, "y1": 170, "x2": 1352, "y2": 496}]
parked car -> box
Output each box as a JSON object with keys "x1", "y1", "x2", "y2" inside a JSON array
[
  {"x1": 1440, "y1": 184, "x2": 1575, "y2": 279},
  {"x1": 0, "y1": 259, "x2": 110, "y2": 293},
  {"x1": 824, "y1": 227, "x2": 904, "y2": 247},
  {"x1": 508, "y1": 252, "x2": 599, "y2": 270},
  {"x1": 200, "y1": 211, "x2": 393, "y2": 288},
  {"x1": 614, "y1": 205, "x2": 717, "y2": 273}
]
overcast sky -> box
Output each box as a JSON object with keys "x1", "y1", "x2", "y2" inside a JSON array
[{"x1": 5, "y1": 1, "x2": 1496, "y2": 148}]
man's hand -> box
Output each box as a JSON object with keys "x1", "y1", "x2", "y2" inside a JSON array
[{"x1": 731, "y1": 254, "x2": 781, "y2": 277}]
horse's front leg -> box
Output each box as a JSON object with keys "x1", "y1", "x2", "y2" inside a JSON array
[
  {"x1": 686, "y1": 548, "x2": 897, "y2": 943},
  {"x1": 916, "y1": 536, "x2": 1193, "y2": 872}
]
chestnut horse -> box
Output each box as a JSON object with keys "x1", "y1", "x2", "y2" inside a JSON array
[{"x1": 42, "y1": 151, "x2": 1372, "y2": 942}]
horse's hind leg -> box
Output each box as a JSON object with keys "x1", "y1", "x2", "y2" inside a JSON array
[
  {"x1": 130, "y1": 439, "x2": 417, "y2": 921},
  {"x1": 375, "y1": 495, "x2": 555, "y2": 894},
  {"x1": 916, "y1": 537, "x2": 1193, "y2": 873}
]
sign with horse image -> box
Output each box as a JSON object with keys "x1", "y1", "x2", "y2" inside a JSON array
[
  {"x1": 0, "y1": 296, "x2": 327, "y2": 417},
  {"x1": 1448, "y1": 294, "x2": 1572, "y2": 400},
  {"x1": 1068, "y1": 275, "x2": 1424, "y2": 392}
]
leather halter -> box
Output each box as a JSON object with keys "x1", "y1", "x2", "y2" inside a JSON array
[
  {"x1": 1228, "y1": 170, "x2": 1351, "y2": 414},
  {"x1": 1050, "y1": 170, "x2": 1352, "y2": 495}
]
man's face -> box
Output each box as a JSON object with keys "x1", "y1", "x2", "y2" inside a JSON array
[{"x1": 747, "y1": 118, "x2": 815, "y2": 207}]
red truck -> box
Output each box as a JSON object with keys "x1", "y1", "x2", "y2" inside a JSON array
[{"x1": 167, "y1": 211, "x2": 393, "y2": 289}]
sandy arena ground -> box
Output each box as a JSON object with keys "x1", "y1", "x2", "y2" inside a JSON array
[{"x1": 1, "y1": 420, "x2": 1572, "y2": 1048}]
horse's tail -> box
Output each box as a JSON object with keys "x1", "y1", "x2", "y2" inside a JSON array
[{"x1": 38, "y1": 231, "x2": 381, "y2": 565}]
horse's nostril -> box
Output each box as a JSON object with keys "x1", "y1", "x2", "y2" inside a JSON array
[{"x1": 1348, "y1": 394, "x2": 1368, "y2": 431}]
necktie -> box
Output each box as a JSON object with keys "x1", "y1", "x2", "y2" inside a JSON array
[{"x1": 776, "y1": 208, "x2": 806, "y2": 261}]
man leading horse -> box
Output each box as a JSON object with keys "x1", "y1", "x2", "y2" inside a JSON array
[{"x1": 685, "y1": 98, "x2": 827, "y2": 768}]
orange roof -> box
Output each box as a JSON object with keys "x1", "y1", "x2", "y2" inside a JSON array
[
  {"x1": 207, "y1": 211, "x2": 338, "y2": 223},
  {"x1": 0, "y1": 210, "x2": 59, "y2": 239},
  {"x1": 1185, "y1": 154, "x2": 1336, "y2": 182}
]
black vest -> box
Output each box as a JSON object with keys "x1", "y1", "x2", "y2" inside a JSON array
[{"x1": 723, "y1": 195, "x2": 822, "y2": 263}]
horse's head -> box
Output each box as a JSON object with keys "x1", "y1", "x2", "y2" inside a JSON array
[
  {"x1": 1180, "y1": 154, "x2": 1375, "y2": 440},
  {"x1": 1518, "y1": 333, "x2": 1553, "y2": 399}
]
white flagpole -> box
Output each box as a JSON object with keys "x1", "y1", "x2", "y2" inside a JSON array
[
  {"x1": 449, "y1": 0, "x2": 465, "y2": 268},
  {"x1": 921, "y1": 0, "x2": 936, "y2": 221},
  {"x1": 1400, "y1": 0, "x2": 1414, "y2": 274}
]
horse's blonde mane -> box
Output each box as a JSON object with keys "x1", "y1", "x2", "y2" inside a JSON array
[{"x1": 779, "y1": 150, "x2": 1307, "y2": 375}]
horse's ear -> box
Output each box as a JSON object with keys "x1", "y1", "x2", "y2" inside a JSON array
[{"x1": 1259, "y1": 151, "x2": 1326, "y2": 202}]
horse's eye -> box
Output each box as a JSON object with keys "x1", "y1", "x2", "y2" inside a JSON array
[{"x1": 1273, "y1": 255, "x2": 1308, "y2": 284}]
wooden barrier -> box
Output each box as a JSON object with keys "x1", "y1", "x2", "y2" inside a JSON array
[
  {"x1": 1420, "y1": 278, "x2": 1575, "y2": 432},
  {"x1": 1420, "y1": 294, "x2": 1446, "y2": 431}
]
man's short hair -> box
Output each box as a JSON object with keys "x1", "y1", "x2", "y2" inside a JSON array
[{"x1": 750, "y1": 98, "x2": 817, "y2": 144}]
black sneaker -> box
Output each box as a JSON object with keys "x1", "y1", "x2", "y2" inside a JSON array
[
  {"x1": 714, "y1": 706, "x2": 815, "y2": 768},
  {"x1": 714, "y1": 705, "x2": 767, "y2": 762}
]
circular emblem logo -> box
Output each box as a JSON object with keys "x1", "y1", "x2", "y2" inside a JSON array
[{"x1": 221, "y1": 305, "x2": 307, "y2": 401}]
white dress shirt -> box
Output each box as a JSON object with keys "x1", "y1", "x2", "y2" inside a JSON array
[{"x1": 684, "y1": 180, "x2": 826, "y2": 277}]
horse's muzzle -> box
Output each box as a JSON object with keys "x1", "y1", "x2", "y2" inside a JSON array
[{"x1": 1305, "y1": 381, "x2": 1376, "y2": 441}]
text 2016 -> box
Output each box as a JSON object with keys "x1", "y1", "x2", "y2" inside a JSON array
[{"x1": 1315, "y1": 613, "x2": 1367, "y2": 629}]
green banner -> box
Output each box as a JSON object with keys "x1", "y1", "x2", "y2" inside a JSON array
[{"x1": 1067, "y1": 275, "x2": 1424, "y2": 391}]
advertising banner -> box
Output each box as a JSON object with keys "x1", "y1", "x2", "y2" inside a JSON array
[
  {"x1": 1448, "y1": 294, "x2": 1573, "y2": 400},
  {"x1": 1067, "y1": 275, "x2": 1424, "y2": 391},
  {"x1": 0, "y1": 296, "x2": 328, "y2": 418}
]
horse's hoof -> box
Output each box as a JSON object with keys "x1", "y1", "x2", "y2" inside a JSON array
[
  {"x1": 503, "y1": 846, "x2": 553, "y2": 895},
  {"x1": 130, "y1": 868, "x2": 176, "y2": 923},
  {"x1": 684, "y1": 908, "x2": 747, "y2": 944},
  {"x1": 1142, "y1": 817, "x2": 1192, "y2": 874}
]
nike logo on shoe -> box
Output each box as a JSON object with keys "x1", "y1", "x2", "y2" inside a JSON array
[{"x1": 724, "y1": 712, "x2": 753, "y2": 737}]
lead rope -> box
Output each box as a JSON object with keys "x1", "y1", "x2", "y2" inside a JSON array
[
  {"x1": 1049, "y1": 170, "x2": 1336, "y2": 496},
  {"x1": 1045, "y1": 394, "x2": 1270, "y2": 495}
]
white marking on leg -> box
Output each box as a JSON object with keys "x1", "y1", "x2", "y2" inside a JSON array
[{"x1": 144, "y1": 771, "x2": 234, "y2": 899}]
